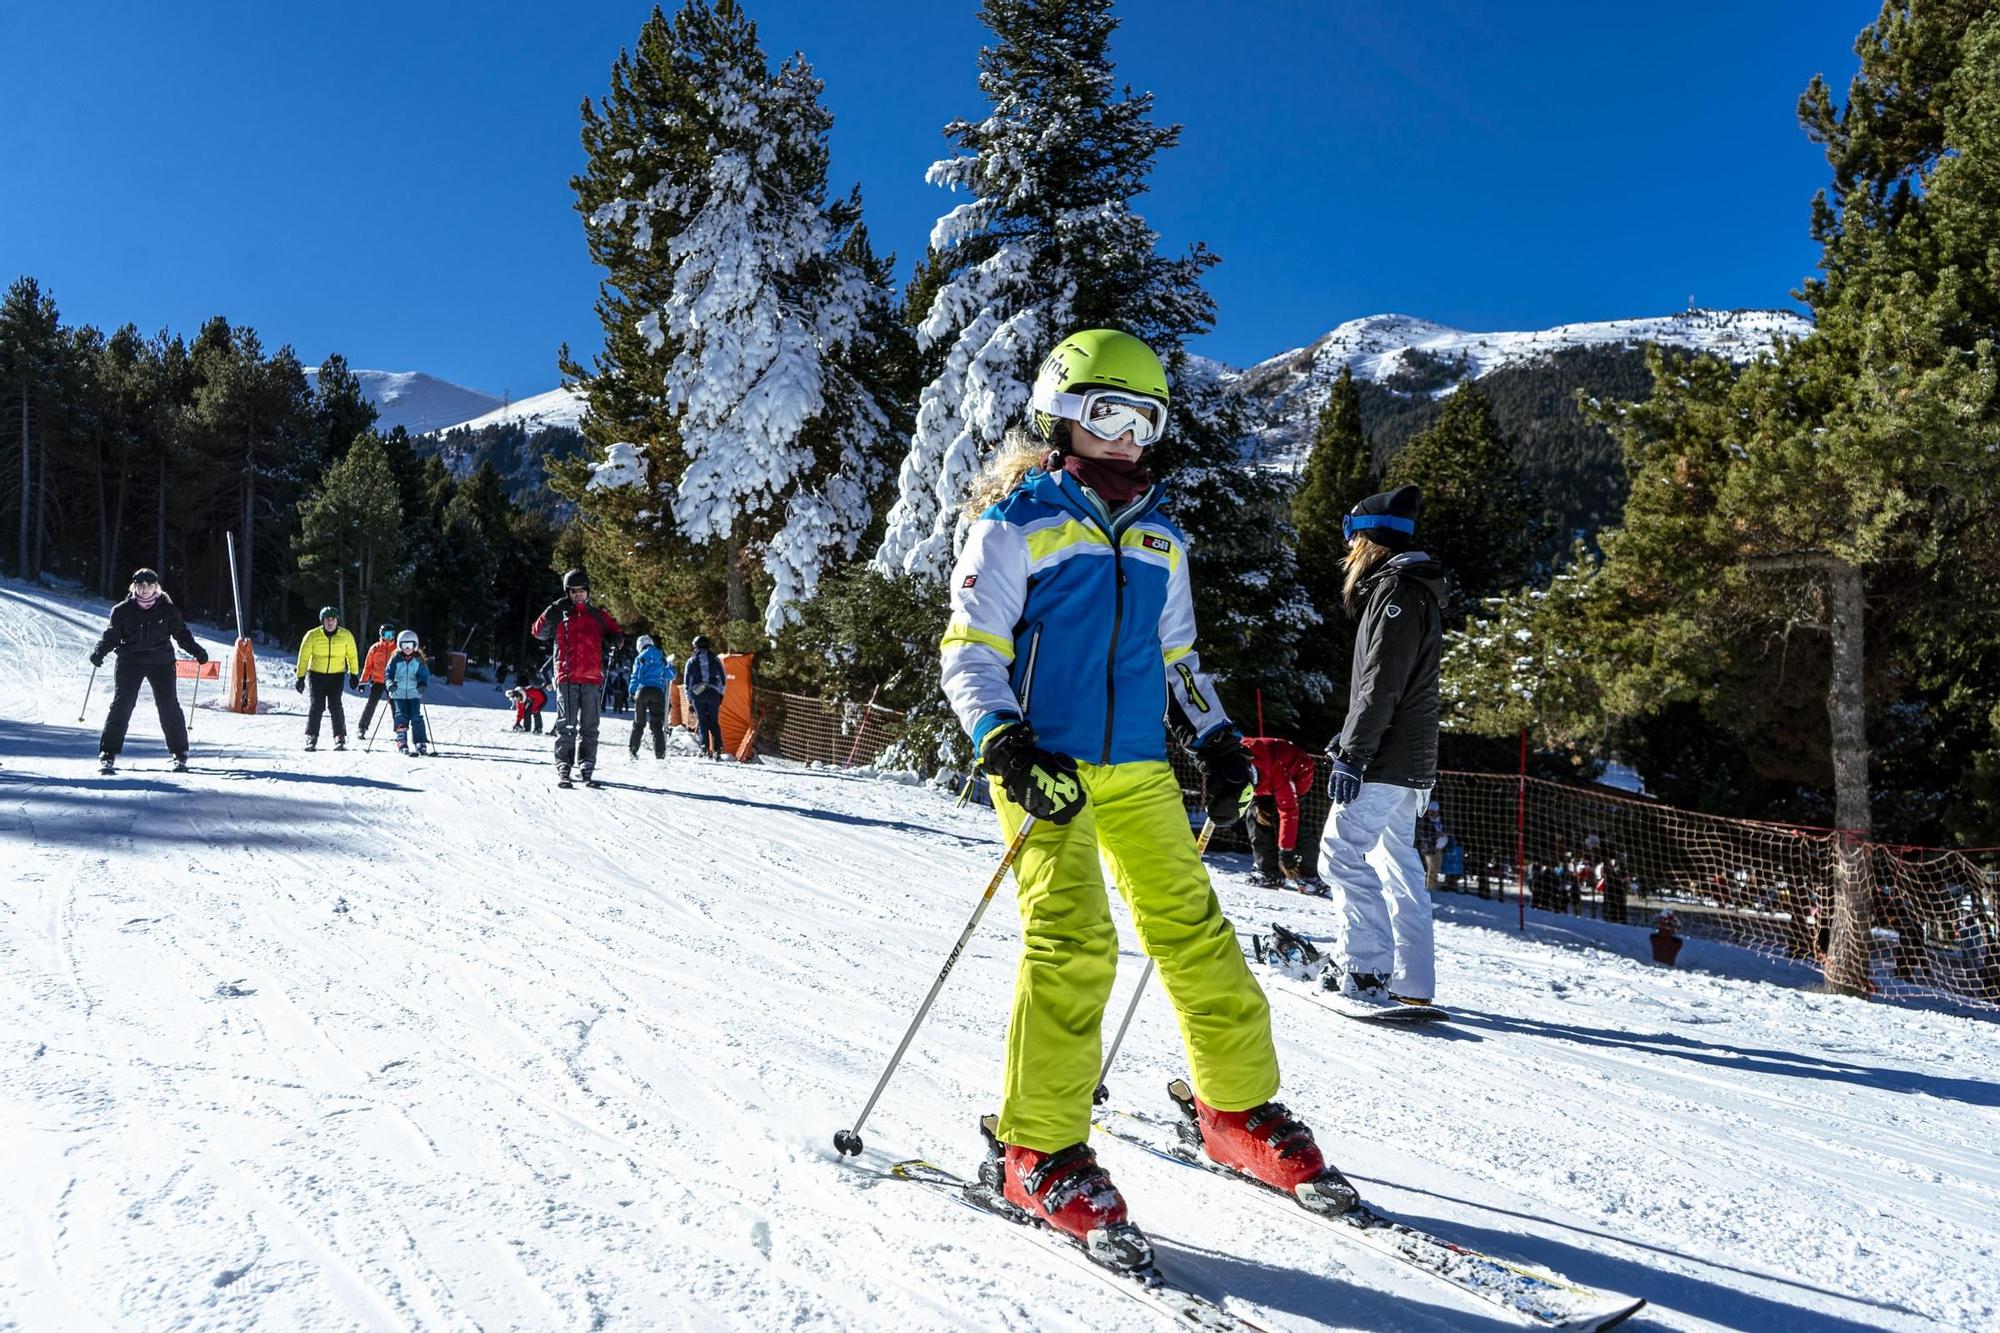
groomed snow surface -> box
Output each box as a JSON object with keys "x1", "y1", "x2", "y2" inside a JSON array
[{"x1": 1, "y1": 579, "x2": 1993, "y2": 1332}]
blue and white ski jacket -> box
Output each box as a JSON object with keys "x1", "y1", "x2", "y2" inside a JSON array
[
  {"x1": 383, "y1": 654, "x2": 430, "y2": 700},
  {"x1": 942, "y1": 467, "x2": 1232, "y2": 766}
]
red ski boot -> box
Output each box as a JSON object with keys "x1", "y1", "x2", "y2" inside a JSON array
[
  {"x1": 1169, "y1": 1078, "x2": 1359, "y2": 1214},
  {"x1": 978, "y1": 1116, "x2": 1153, "y2": 1270}
]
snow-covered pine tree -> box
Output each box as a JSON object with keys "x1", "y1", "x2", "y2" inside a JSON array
[
  {"x1": 565, "y1": 0, "x2": 897, "y2": 636},
  {"x1": 873, "y1": 0, "x2": 1194, "y2": 578},
  {"x1": 872, "y1": 0, "x2": 1315, "y2": 728}
]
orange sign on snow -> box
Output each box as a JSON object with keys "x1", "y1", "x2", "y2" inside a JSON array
[{"x1": 175, "y1": 660, "x2": 222, "y2": 679}]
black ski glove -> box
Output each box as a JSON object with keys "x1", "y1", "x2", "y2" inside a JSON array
[
  {"x1": 89, "y1": 650, "x2": 105, "y2": 668},
  {"x1": 1191, "y1": 729, "x2": 1256, "y2": 827},
  {"x1": 348, "y1": 673, "x2": 360, "y2": 690},
  {"x1": 983, "y1": 725, "x2": 1086, "y2": 825},
  {"x1": 295, "y1": 676, "x2": 307, "y2": 695},
  {"x1": 1280, "y1": 849, "x2": 1303, "y2": 878},
  {"x1": 192, "y1": 647, "x2": 209, "y2": 666}
]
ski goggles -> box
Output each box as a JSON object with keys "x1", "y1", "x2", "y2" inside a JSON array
[
  {"x1": 1032, "y1": 385, "x2": 1169, "y2": 447},
  {"x1": 1341, "y1": 512, "x2": 1416, "y2": 543}
]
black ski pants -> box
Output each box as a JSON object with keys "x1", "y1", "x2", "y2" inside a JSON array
[
  {"x1": 357, "y1": 682, "x2": 388, "y2": 736},
  {"x1": 306, "y1": 671, "x2": 347, "y2": 740},
  {"x1": 692, "y1": 691, "x2": 725, "y2": 757},
  {"x1": 99, "y1": 657, "x2": 188, "y2": 758},
  {"x1": 553, "y1": 682, "x2": 603, "y2": 775},
  {"x1": 1249, "y1": 794, "x2": 1283, "y2": 876},
  {"x1": 630, "y1": 686, "x2": 666, "y2": 757}
]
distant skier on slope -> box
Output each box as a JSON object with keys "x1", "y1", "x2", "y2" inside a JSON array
[
  {"x1": 383, "y1": 630, "x2": 432, "y2": 756},
  {"x1": 684, "y1": 635, "x2": 727, "y2": 759},
  {"x1": 1318, "y1": 485, "x2": 1448, "y2": 1008},
  {"x1": 531, "y1": 569, "x2": 622, "y2": 787},
  {"x1": 89, "y1": 567, "x2": 207, "y2": 774},
  {"x1": 628, "y1": 634, "x2": 671, "y2": 760},
  {"x1": 942, "y1": 328, "x2": 1358, "y2": 1266},
  {"x1": 356, "y1": 623, "x2": 397, "y2": 738},
  {"x1": 295, "y1": 606, "x2": 360, "y2": 752}
]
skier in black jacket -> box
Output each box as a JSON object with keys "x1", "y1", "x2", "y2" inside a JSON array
[
  {"x1": 89, "y1": 568, "x2": 207, "y2": 773},
  {"x1": 1318, "y1": 485, "x2": 1448, "y2": 1006}
]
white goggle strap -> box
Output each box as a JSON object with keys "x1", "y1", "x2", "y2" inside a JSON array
[{"x1": 1031, "y1": 384, "x2": 1086, "y2": 419}]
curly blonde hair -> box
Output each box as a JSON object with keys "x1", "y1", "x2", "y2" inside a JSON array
[{"x1": 960, "y1": 430, "x2": 1056, "y2": 520}]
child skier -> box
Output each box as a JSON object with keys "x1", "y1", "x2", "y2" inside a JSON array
[
  {"x1": 356, "y1": 624, "x2": 397, "y2": 737},
  {"x1": 943, "y1": 328, "x2": 1357, "y2": 1268},
  {"x1": 89, "y1": 567, "x2": 207, "y2": 774},
  {"x1": 383, "y1": 630, "x2": 431, "y2": 755}
]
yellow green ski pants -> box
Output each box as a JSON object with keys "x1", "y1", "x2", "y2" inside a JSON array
[{"x1": 991, "y1": 759, "x2": 1279, "y2": 1151}]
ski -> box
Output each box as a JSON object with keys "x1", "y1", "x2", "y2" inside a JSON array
[
  {"x1": 1095, "y1": 1100, "x2": 1644, "y2": 1332},
  {"x1": 880, "y1": 1157, "x2": 1265, "y2": 1332}
]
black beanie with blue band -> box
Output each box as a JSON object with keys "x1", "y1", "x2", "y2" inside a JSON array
[{"x1": 1342, "y1": 485, "x2": 1422, "y2": 551}]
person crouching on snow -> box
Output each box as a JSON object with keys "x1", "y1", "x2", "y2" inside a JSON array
[
  {"x1": 942, "y1": 328, "x2": 1359, "y2": 1267},
  {"x1": 1319, "y1": 485, "x2": 1449, "y2": 1008},
  {"x1": 383, "y1": 630, "x2": 432, "y2": 755}
]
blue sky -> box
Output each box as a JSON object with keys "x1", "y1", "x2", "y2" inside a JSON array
[{"x1": 1, "y1": 1, "x2": 1875, "y2": 398}]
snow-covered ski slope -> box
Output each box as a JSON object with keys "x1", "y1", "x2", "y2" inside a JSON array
[{"x1": 1, "y1": 580, "x2": 1993, "y2": 1332}]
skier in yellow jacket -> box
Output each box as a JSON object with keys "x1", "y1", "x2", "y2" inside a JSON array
[
  {"x1": 295, "y1": 606, "x2": 360, "y2": 751},
  {"x1": 943, "y1": 329, "x2": 1358, "y2": 1268}
]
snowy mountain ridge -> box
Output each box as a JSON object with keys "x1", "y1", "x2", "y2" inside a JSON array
[
  {"x1": 1232, "y1": 307, "x2": 1812, "y2": 460},
  {"x1": 304, "y1": 367, "x2": 504, "y2": 436},
  {"x1": 337, "y1": 307, "x2": 1810, "y2": 444},
  {"x1": 440, "y1": 384, "x2": 588, "y2": 437}
]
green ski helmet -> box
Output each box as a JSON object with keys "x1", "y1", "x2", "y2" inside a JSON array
[
  {"x1": 319, "y1": 605, "x2": 340, "y2": 622},
  {"x1": 1029, "y1": 329, "x2": 1170, "y2": 444}
]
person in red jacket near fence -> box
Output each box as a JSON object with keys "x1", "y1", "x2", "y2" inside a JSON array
[
  {"x1": 1243, "y1": 736, "x2": 1324, "y2": 892},
  {"x1": 530, "y1": 568, "x2": 622, "y2": 786}
]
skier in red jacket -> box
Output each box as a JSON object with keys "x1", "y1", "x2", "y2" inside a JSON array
[
  {"x1": 530, "y1": 568, "x2": 622, "y2": 787},
  {"x1": 1243, "y1": 736, "x2": 1322, "y2": 892}
]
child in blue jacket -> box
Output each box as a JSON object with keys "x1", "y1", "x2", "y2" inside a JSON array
[{"x1": 384, "y1": 630, "x2": 432, "y2": 755}]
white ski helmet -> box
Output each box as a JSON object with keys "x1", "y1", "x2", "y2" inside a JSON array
[
  {"x1": 637, "y1": 634, "x2": 656, "y2": 652},
  {"x1": 397, "y1": 630, "x2": 420, "y2": 650}
]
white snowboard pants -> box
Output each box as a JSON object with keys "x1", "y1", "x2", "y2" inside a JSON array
[{"x1": 1318, "y1": 780, "x2": 1435, "y2": 999}]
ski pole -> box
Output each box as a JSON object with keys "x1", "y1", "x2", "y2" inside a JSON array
[
  {"x1": 834, "y1": 815, "x2": 1038, "y2": 1158},
  {"x1": 419, "y1": 696, "x2": 440, "y2": 754},
  {"x1": 187, "y1": 662, "x2": 201, "y2": 736},
  {"x1": 364, "y1": 699, "x2": 387, "y2": 752},
  {"x1": 1093, "y1": 818, "x2": 1217, "y2": 1106},
  {"x1": 78, "y1": 665, "x2": 99, "y2": 722}
]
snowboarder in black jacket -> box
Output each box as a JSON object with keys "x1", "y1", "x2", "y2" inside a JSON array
[
  {"x1": 1317, "y1": 485, "x2": 1448, "y2": 1006},
  {"x1": 90, "y1": 568, "x2": 207, "y2": 772}
]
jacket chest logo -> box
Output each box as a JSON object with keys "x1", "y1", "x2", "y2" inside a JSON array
[
  {"x1": 1140, "y1": 534, "x2": 1171, "y2": 555},
  {"x1": 1384, "y1": 603, "x2": 1402, "y2": 618}
]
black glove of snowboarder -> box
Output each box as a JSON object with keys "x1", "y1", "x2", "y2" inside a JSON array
[
  {"x1": 1192, "y1": 729, "x2": 1256, "y2": 827},
  {"x1": 295, "y1": 676, "x2": 307, "y2": 695},
  {"x1": 983, "y1": 725, "x2": 1086, "y2": 825}
]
